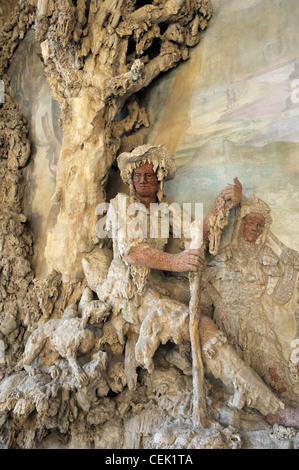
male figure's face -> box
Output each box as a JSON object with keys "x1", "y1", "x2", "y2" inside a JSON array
[
  {"x1": 242, "y1": 213, "x2": 266, "y2": 243},
  {"x1": 132, "y1": 162, "x2": 160, "y2": 199}
]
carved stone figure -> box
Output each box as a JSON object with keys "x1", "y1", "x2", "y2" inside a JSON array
[
  {"x1": 95, "y1": 145, "x2": 238, "y2": 370},
  {"x1": 2, "y1": 142, "x2": 299, "y2": 447},
  {"x1": 204, "y1": 197, "x2": 299, "y2": 404},
  {"x1": 19, "y1": 303, "x2": 98, "y2": 387},
  {"x1": 2, "y1": 0, "x2": 299, "y2": 450},
  {"x1": 93, "y1": 144, "x2": 299, "y2": 429}
]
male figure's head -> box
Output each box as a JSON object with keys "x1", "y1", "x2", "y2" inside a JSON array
[
  {"x1": 117, "y1": 144, "x2": 178, "y2": 202},
  {"x1": 132, "y1": 162, "x2": 159, "y2": 202}
]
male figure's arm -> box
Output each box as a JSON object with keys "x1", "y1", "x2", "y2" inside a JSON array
[
  {"x1": 124, "y1": 178, "x2": 242, "y2": 272},
  {"x1": 124, "y1": 244, "x2": 204, "y2": 273}
]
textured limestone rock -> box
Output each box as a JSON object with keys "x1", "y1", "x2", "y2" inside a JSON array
[
  {"x1": 0, "y1": 0, "x2": 87, "y2": 406},
  {"x1": 1, "y1": 0, "x2": 299, "y2": 452},
  {"x1": 0, "y1": 1, "x2": 36, "y2": 377}
]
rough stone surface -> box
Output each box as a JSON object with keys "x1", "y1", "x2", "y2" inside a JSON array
[{"x1": 1, "y1": 0, "x2": 299, "y2": 451}]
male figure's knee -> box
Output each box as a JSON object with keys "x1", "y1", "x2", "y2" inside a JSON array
[{"x1": 199, "y1": 316, "x2": 219, "y2": 345}]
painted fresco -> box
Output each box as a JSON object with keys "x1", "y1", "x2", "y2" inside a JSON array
[{"x1": 144, "y1": 0, "x2": 299, "y2": 250}]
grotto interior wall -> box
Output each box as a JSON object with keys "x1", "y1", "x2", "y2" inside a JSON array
[{"x1": 0, "y1": 0, "x2": 299, "y2": 450}]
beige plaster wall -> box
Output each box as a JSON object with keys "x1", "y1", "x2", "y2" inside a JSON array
[{"x1": 8, "y1": 29, "x2": 62, "y2": 276}]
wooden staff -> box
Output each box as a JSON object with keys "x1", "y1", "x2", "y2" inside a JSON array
[
  {"x1": 187, "y1": 195, "x2": 231, "y2": 427},
  {"x1": 187, "y1": 182, "x2": 240, "y2": 426},
  {"x1": 189, "y1": 267, "x2": 206, "y2": 427},
  {"x1": 188, "y1": 220, "x2": 206, "y2": 427}
]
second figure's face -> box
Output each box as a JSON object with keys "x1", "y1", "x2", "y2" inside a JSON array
[
  {"x1": 133, "y1": 163, "x2": 160, "y2": 199},
  {"x1": 242, "y1": 213, "x2": 266, "y2": 243}
]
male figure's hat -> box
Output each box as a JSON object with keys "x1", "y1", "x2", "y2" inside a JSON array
[{"x1": 117, "y1": 144, "x2": 178, "y2": 185}]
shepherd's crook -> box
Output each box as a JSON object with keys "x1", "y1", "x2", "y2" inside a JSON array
[
  {"x1": 189, "y1": 269, "x2": 206, "y2": 427},
  {"x1": 189, "y1": 220, "x2": 206, "y2": 427}
]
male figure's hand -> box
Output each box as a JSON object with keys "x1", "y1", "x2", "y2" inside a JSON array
[{"x1": 175, "y1": 249, "x2": 205, "y2": 273}]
